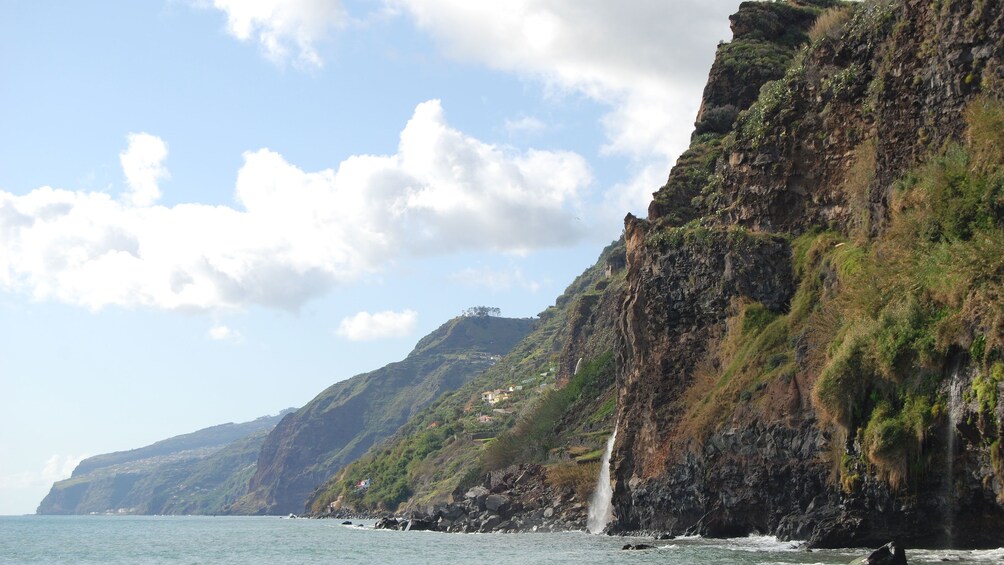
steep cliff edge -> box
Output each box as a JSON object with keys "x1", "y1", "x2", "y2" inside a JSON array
[
  {"x1": 612, "y1": 0, "x2": 1004, "y2": 549},
  {"x1": 227, "y1": 315, "x2": 534, "y2": 515}
]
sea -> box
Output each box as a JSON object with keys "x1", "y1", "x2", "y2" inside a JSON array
[{"x1": 2, "y1": 515, "x2": 1004, "y2": 564}]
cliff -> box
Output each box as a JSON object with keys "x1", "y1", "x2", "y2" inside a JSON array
[
  {"x1": 226, "y1": 315, "x2": 535, "y2": 515},
  {"x1": 612, "y1": 0, "x2": 1004, "y2": 549},
  {"x1": 37, "y1": 412, "x2": 290, "y2": 515}
]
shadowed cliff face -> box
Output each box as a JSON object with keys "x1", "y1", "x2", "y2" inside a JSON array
[
  {"x1": 612, "y1": 0, "x2": 1004, "y2": 549},
  {"x1": 227, "y1": 315, "x2": 534, "y2": 515}
]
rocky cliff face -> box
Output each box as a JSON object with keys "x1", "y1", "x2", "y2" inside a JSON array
[
  {"x1": 611, "y1": 0, "x2": 1004, "y2": 549},
  {"x1": 228, "y1": 315, "x2": 534, "y2": 515}
]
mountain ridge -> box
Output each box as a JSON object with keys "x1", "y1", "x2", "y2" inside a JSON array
[
  {"x1": 37, "y1": 411, "x2": 292, "y2": 515},
  {"x1": 226, "y1": 314, "x2": 535, "y2": 515}
]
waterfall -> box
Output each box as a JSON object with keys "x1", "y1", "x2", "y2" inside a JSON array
[
  {"x1": 587, "y1": 426, "x2": 618, "y2": 534},
  {"x1": 944, "y1": 365, "x2": 964, "y2": 546}
]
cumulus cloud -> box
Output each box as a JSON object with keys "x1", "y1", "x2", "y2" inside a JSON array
[
  {"x1": 337, "y1": 309, "x2": 417, "y2": 341},
  {"x1": 119, "y1": 133, "x2": 169, "y2": 207},
  {"x1": 197, "y1": 0, "x2": 740, "y2": 212},
  {"x1": 0, "y1": 454, "x2": 86, "y2": 489},
  {"x1": 0, "y1": 101, "x2": 591, "y2": 312},
  {"x1": 207, "y1": 0, "x2": 345, "y2": 68},
  {"x1": 393, "y1": 0, "x2": 738, "y2": 213}
]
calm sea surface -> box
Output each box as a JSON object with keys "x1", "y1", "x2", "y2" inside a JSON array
[{"x1": 2, "y1": 515, "x2": 1003, "y2": 564}]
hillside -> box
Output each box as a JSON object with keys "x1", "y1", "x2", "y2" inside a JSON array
[
  {"x1": 226, "y1": 314, "x2": 535, "y2": 515},
  {"x1": 37, "y1": 412, "x2": 291, "y2": 515}
]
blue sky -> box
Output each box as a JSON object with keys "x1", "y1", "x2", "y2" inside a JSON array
[{"x1": 0, "y1": 0, "x2": 740, "y2": 514}]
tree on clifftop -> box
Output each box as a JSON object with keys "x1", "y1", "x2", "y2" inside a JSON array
[{"x1": 462, "y1": 306, "x2": 501, "y2": 318}]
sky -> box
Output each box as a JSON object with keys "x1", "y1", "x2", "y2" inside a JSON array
[{"x1": 0, "y1": 0, "x2": 742, "y2": 515}]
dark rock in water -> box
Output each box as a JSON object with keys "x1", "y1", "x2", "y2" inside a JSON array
[
  {"x1": 621, "y1": 544, "x2": 656, "y2": 550},
  {"x1": 374, "y1": 517, "x2": 401, "y2": 530},
  {"x1": 341, "y1": 520, "x2": 352, "y2": 525},
  {"x1": 408, "y1": 520, "x2": 432, "y2": 531},
  {"x1": 848, "y1": 542, "x2": 907, "y2": 565},
  {"x1": 655, "y1": 533, "x2": 674, "y2": 540}
]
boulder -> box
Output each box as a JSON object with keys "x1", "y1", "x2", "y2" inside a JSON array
[
  {"x1": 464, "y1": 486, "x2": 489, "y2": 499},
  {"x1": 848, "y1": 542, "x2": 907, "y2": 565},
  {"x1": 407, "y1": 517, "x2": 436, "y2": 532},
  {"x1": 441, "y1": 505, "x2": 466, "y2": 521},
  {"x1": 622, "y1": 544, "x2": 656, "y2": 550},
  {"x1": 479, "y1": 515, "x2": 502, "y2": 532},
  {"x1": 373, "y1": 517, "x2": 401, "y2": 530},
  {"x1": 485, "y1": 494, "x2": 510, "y2": 513}
]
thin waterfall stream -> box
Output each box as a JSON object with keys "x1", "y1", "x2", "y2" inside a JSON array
[
  {"x1": 587, "y1": 426, "x2": 618, "y2": 534},
  {"x1": 944, "y1": 367, "x2": 964, "y2": 546}
]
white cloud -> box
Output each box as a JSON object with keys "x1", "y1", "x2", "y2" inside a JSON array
[
  {"x1": 207, "y1": 0, "x2": 345, "y2": 68},
  {"x1": 450, "y1": 266, "x2": 542, "y2": 293},
  {"x1": 196, "y1": 0, "x2": 740, "y2": 213},
  {"x1": 0, "y1": 454, "x2": 86, "y2": 489},
  {"x1": 119, "y1": 133, "x2": 169, "y2": 207},
  {"x1": 337, "y1": 309, "x2": 417, "y2": 341},
  {"x1": 208, "y1": 324, "x2": 243, "y2": 343},
  {"x1": 0, "y1": 101, "x2": 591, "y2": 312},
  {"x1": 504, "y1": 116, "x2": 547, "y2": 136},
  {"x1": 392, "y1": 0, "x2": 738, "y2": 214}
]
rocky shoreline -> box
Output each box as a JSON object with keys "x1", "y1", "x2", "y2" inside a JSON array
[{"x1": 368, "y1": 464, "x2": 588, "y2": 533}]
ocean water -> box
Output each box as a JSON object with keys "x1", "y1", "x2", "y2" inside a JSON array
[{"x1": 2, "y1": 516, "x2": 1004, "y2": 564}]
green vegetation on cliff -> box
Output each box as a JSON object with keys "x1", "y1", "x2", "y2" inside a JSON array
[
  {"x1": 811, "y1": 96, "x2": 1004, "y2": 489},
  {"x1": 658, "y1": 90, "x2": 1004, "y2": 493},
  {"x1": 657, "y1": 90, "x2": 1004, "y2": 498}
]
